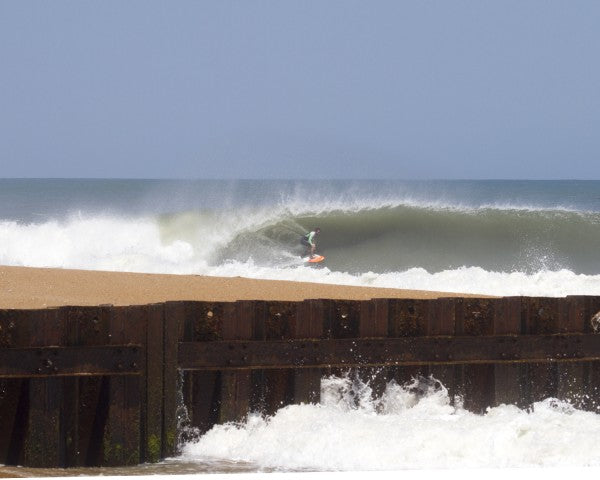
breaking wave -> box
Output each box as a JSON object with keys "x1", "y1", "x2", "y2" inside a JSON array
[{"x1": 2, "y1": 199, "x2": 600, "y2": 296}]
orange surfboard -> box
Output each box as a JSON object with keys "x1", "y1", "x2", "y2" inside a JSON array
[{"x1": 306, "y1": 255, "x2": 325, "y2": 263}]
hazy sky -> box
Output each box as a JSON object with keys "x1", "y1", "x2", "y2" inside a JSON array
[{"x1": 1, "y1": 1, "x2": 599, "y2": 179}]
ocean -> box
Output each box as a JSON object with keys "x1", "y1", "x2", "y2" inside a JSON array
[{"x1": 2, "y1": 178, "x2": 600, "y2": 472}]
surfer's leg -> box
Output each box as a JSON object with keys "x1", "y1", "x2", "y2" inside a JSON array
[{"x1": 300, "y1": 238, "x2": 311, "y2": 257}]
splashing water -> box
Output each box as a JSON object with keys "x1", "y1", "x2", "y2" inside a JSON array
[{"x1": 180, "y1": 374, "x2": 600, "y2": 471}]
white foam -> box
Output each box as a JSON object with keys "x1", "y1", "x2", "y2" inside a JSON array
[
  {"x1": 198, "y1": 263, "x2": 600, "y2": 297},
  {"x1": 180, "y1": 375, "x2": 600, "y2": 471}
]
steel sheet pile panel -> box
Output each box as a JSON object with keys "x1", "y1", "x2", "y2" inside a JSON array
[
  {"x1": 521, "y1": 296, "x2": 594, "y2": 408},
  {"x1": 427, "y1": 298, "x2": 458, "y2": 405},
  {"x1": 188, "y1": 302, "x2": 225, "y2": 342},
  {"x1": 182, "y1": 302, "x2": 225, "y2": 435},
  {"x1": 492, "y1": 297, "x2": 525, "y2": 408},
  {"x1": 556, "y1": 296, "x2": 591, "y2": 409},
  {"x1": 523, "y1": 297, "x2": 560, "y2": 405},
  {"x1": 360, "y1": 299, "x2": 389, "y2": 338},
  {"x1": 358, "y1": 299, "x2": 390, "y2": 399},
  {"x1": 456, "y1": 298, "x2": 496, "y2": 413},
  {"x1": 388, "y1": 299, "x2": 428, "y2": 337},
  {"x1": 103, "y1": 306, "x2": 144, "y2": 466},
  {"x1": 24, "y1": 308, "x2": 64, "y2": 467},
  {"x1": 251, "y1": 301, "x2": 296, "y2": 416},
  {"x1": 163, "y1": 301, "x2": 186, "y2": 457},
  {"x1": 324, "y1": 300, "x2": 360, "y2": 381},
  {"x1": 265, "y1": 301, "x2": 297, "y2": 339},
  {"x1": 325, "y1": 300, "x2": 360, "y2": 339},
  {"x1": 386, "y1": 298, "x2": 428, "y2": 387},
  {"x1": 0, "y1": 312, "x2": 13, "y2": 463},
  {"x1": 385, "y1": 299, "x2": 428, "y2": 396},
  {"x1": 62, "y1": 305, "x2": 111, "y2": 467},
  {"x1": 0, "y1": 309, "x2": 35, "y2": 466},
  {"x1": 143, "y1": 303, "x2": 165, "y2": 462},
  {"x1": 293, "y1": 300, "x2": 328, "y2": 405},
  {"x1": 256, "y1": 301, "x2": 327, "y2": 417},
  {"x1": 218, "y1": 301, "x2": 255, "y2": 423}
]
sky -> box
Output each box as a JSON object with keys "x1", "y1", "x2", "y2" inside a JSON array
[{"x1": 1, "y1": 0, "x2": 599, "y2": 179}]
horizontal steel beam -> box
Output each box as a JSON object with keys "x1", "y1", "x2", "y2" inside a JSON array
[
  {"x1": 0, "y1": 345, "x2": 142, "y2": 377},
  {"x1": 178, "y1": 334, "x2": 600, "y2": 370}
]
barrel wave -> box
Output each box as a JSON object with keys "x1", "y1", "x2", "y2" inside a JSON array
[{"x1": 215, "y1": 204, "x2": 600, "y2": 274}]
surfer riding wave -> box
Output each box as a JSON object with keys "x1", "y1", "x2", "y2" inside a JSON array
[{"x1": 300, "y1": 227, "x2": 320, "y2": 258}]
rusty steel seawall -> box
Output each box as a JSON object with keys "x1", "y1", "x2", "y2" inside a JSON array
[{"x1": 1, "y1": 296, "x2": 600, "y2": 468}]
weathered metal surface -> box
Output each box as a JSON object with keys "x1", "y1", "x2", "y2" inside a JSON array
[
  {"x1": 328, "y1": 300, "x2": 360, "y2": 338},
  {"x1": 0, "y1": 345, "x2": 142, "y2": 377},
  {"x1": 66, "y1": 305, "x2": 113, "y2": 467},
  {"x1": 0, "y1": 309, "x2": 34, "y2": 466},
  {"x1": 360, "y1": 299, "x2": 389, "y2": 337},
  {"x1": 265, "y1": 301, "x2": 297, "y2": 339},
  {"x1": 218, "y1": 302, "x2": 254, "y2": 423},
  {"x1": 493, "y1": 297, "x2": 525, "y2": 407},
  {"x1": 428, "y1": 298, "x2": 457, "y2": 335},
  {"x1": 388, "y1": 299, "x2": 428, "y2": 337},
  {"x1": 493, "y1": 297, "x2": 523, "y2": 335},
  {"x1": 163, "y1": 301, "x2": 185, "y2": 458},
  {"x1": 144, "y1": 303, "x2": 165, "y2": 463},
  {"x1": 248, "y1": 302, "x2": 297, "y2": 415},
  {"x1": 2, "y1": 296, "x2": 600, "y2": 469},
  {"x1": 181, "y1": 302, "x2": 223, "y2": 435},
  {"x1": 23, "y1": 308, "x2": 63, "y2": 468},
  {"x1": 183, "y1": 370, "x2": 221, "y2": 434},
  {"x1": 25, "y1": 377, "x2": 62, "y2": 467},
  {"x1": 179, "y1": 334, "x2": 600, "y2": 370},
  {"x1": 0, "y1": 379, "x2": 28, "y2": 466},
  {"x1": 457, "y1": 298, "x2": 494, "y2": 336},
  {"x1": 102, "y1": 306, "x2": 144, "y2": 467},
  {"x1": 293, "y1": 300, "x2": 325, "y2": 404}
]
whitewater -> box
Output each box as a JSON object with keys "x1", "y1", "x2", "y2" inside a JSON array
[
  {"x1": 3, "y1": 179, "x2": 600, "y2": 474},
  {"x1": 180, "y1": 374, "x2": 600, "y2": 471}
]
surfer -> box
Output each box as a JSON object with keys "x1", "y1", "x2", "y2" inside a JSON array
[{"x1": 301, "y1": 228, "x2": 320, "y2": 258}]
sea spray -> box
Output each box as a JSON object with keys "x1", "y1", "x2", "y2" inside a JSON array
[{"x1": 181, "y1": 374, "x2": 600, "y2": 471}]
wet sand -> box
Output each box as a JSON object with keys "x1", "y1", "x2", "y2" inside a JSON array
[{"x1": 0, "y1": 265, "x2": 482, "y2": 309}]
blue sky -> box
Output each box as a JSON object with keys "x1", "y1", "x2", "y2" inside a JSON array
[{"x1": 1, "y1": 1, "x2": 599, "y2": 179}]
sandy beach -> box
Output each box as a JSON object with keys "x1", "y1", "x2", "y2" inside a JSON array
[{"x1": 0, "y1": 265, "x2": 481, "y2": 309}]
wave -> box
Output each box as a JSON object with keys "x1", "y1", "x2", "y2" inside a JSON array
[
  {"x1": 216, "y1": 203, "x2": 600, "y2": 275},
  {"x1": 181, "y1": 374, "x2": 600, "y2": 470},
  {"x1": 2, "y1": 203, "x2": 600, "y2": 296}
]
